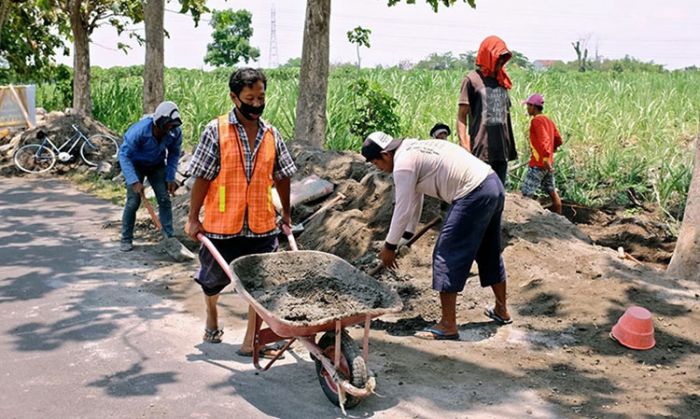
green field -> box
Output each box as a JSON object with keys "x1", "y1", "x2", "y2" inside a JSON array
[{"x1": 35, "y1": 66, "x2": 700, "y2": 218}]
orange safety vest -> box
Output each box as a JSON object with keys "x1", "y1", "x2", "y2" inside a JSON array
[{"x1": 203, "y1": 115, "x2": 277, "y2": 235}]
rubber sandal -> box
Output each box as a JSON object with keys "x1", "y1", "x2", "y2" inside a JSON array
[
  {"x1": 236, "y1": 342, "x2": 287, "y2": 359},
  {"x1": 203, "y1": 328, "x2": 224, "y2": 343},
  {"x1": 414, "y1": 327, "x2": 460, "y2": 341},
  {"x1": 484, "y1": 306, "x2": 513, "y2": 325}
]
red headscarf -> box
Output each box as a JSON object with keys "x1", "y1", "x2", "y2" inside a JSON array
[{"x1": 475, "y1": 35, "x2": 513, "y2": 90}]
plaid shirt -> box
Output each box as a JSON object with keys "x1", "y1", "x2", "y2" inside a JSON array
[{"x1": 188, "y1": 110, "x2": 297, "y2": 239}]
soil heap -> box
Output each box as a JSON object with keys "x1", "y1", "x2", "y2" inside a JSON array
[{"x1": 0, "y1": 110, "x2": 121, "y2": 176}]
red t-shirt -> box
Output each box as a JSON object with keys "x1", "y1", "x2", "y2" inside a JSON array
[{"x1": 528, "y1": 114, "x2": 562, "y2": 168}]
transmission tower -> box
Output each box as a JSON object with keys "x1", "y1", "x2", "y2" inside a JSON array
[{"x1": 269, "y1": 4, "x2": 279, "y2": 68}]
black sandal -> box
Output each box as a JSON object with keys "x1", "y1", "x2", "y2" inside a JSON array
[{"x1": 203, "y1": 328, "x2": 224, "y2": 343}]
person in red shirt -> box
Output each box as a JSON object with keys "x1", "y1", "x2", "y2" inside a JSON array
[{"x1": 520, "y1": 93, "x2": 563, "y2": 214}]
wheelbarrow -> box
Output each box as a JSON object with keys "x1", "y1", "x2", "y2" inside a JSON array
[{"x1": 197, "y1": 233, "x2": 403, "y2": 410}]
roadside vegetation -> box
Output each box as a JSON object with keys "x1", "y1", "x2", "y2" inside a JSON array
[{"x1": 33, "y1": 65, "x2": 700, "y2": 219}]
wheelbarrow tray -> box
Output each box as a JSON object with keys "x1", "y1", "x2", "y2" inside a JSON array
[{"x1": 230, "y1": 250, "x2": 403, "y2": 338}]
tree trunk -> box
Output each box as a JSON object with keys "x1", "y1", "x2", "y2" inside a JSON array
[
  {"x1": 293, "y1": 0, "x2": 330, "y2": 148},
  {"x1": 0, "y1": 0, "x2": 11, "y2": 35},
  {"x1": 667, "y1": 136, "x2": 700, "y2": 280},
  {"x1": 143, "y1": 0, "x2": 164, "y2": 114},
  {"x1": 68, "y1": 0, "x2": 92, "y2": 116}
]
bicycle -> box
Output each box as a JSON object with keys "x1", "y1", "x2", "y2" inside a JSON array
[{"x1": 13, "y1": 124, "x2": 120, "y2": 174}]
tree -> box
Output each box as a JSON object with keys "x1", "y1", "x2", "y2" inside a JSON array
[
  {"x1": 65, "y1": 0, "x2": 93, "y2": 115},
  {"x1": 294, "y1": 0, "x2": 476, "y2": 147},
  {"x1": 143, "y1": 0, "x2": 165, "y2": 113},
  {"x1": 142, "y1": 0, "x2": 208, "y2": 113},
  {"x1": 143, "y1": 0, "x2": 164, "y2": 113},
  {"x1": 0, "y1": 0, "x2": 11, "y2": 34},
  {"x1": 346, "y1": 26, "x2": 371, "y2": 68},
  {"x1": 348, "y1": 78, "x2": 401, "y2": 141},
  {"x1": 280, "y1": 57, "x2": 302, "y2": 68},
  {"x1": 0, "y1": 2, "x2": 68, "y2": 81},
  {"x1": 572, "y1": 38, "x2": 590, "y2": 72},
  {"x1": 414, "y1": 51, "x2": 468, "y2": 71},
  {"x1": 397, "y1": 59, "x2": 414, "y2": 70},
  {"x1": 509, "y1": 50, "x2": 532, "y2": 69},
  {"x1": 35, "y1": 1, "x2": 148, "y2": 116},
  {"x1": 294, "y1": 0, "x2": 330, "y2": 148},
  {"x1": 667, "y1": 136, "x2": 700, "y2": 281},
  {"x1": 204, "y1": 9, "x2": 260, "y2": 68},
  {"x1": 388, "y1": 0, "x2": 476, "y2": 11}
]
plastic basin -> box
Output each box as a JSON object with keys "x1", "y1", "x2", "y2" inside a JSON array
[{"x1": 610, "y1": 306, "x2": 656, "y2": 350}]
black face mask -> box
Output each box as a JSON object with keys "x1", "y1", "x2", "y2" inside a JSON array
[{"x1": 236, "y1": 96, "x2": 265, "y2": 120}]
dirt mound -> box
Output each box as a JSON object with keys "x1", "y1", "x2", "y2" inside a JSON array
[
  {"x1": 23, "y1": 111, "x2": 120, "y2": 145},
  {"x1": 288, "y1": 147, "x2": 695, "y2": 324},
  {"x1": 0, "y1": 111, "x2": 121, "y2": 177},
  {"x1": 231, "y1": 251, "x2": 401, "y2": 325},
  {"x1": 566, "y1": 205, "x2": 677, "y2": 266},
  {"x1": 292, "y1": 146, "x2": 442, "y2": 261}
]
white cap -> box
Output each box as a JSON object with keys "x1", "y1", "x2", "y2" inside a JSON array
[{"x1": 153, "y1": 101, "x2": 182, "y2": 129}]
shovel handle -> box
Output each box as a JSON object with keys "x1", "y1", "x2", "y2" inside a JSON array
[
  {"x1": 140, "y1": 190, "x2": 162, "y2": 231},
  {"x1": 368, "y1": 216, "x2": 442, "y2": 276}
]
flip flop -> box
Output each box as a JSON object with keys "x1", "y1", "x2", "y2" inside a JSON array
[
  {"x1": 414, "y1": 327, "x2": 460, "y2": 341},
  {"x1": 236, "y1": 342, "x2": 286, "y2": 359},
  {"x1": 484, "y1": 306, "x2": 513, "y2": 325}
]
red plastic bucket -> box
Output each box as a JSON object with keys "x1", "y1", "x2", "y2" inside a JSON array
[{"x1": 610, "y1": 306, "x2": 655, "y2": 350}]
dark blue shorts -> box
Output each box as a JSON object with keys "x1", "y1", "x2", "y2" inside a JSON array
[
  {"x1": 195, "y1": 235, "x2": 278, "y2": 296},
  {"x1": 432, "y1": 172, "x2": 506, "y2": 293}
]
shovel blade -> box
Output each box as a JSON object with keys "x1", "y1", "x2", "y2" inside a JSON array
[{"x1": 163, "y1": 237, "x2": 196, "y2": 262}]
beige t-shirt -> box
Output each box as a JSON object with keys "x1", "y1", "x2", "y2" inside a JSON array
[{"x1": 386, "y1": 139, "x2": 492, "y2": 245}]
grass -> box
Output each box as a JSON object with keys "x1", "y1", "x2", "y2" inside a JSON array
[
  {"x1": 68, "y1": 171, "x2": 125, "y2": 206},
  {"x1": 36, "y1": 66, "x2": 700, "y2": 219}
]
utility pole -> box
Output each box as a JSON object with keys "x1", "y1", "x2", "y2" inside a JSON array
[{"x1": 269, "y1": 3, "x2": 279, "y2": 68}]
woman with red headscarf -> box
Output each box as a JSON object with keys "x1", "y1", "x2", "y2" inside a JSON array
[{"x1": 456, "y1": 35, "x2": 518, "y2": 186}]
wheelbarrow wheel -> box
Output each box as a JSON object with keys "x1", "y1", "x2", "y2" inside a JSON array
[{"x1": 314, "y1": 330, "x2": 368, "y2": 409}]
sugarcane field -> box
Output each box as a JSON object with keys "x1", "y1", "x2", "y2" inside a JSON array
[{"x1": 0, "y1": 1, "x2": 699, "y2": 418}]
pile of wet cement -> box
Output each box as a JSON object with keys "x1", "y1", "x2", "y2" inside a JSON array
[
  {"x1": 251, "y1": 275, "x2": 394, "y2": 323},
  {"x1": 232, "y1": 251, "x2": 400, "y2": 325}
]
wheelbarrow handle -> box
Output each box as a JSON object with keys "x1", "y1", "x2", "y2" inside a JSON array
[
  {"x1": 197, "y1": 228, "x2": 297, "y2": 278},
  {"x1": 197, "y1": 233, "x2": 234, "y2": 280},
  {"x1": 281, "y1": 223, "x2": 298, "y2": 251}
]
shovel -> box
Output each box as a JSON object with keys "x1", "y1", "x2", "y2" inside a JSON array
[
  {"x1": 369, "y1": 216, "x2": 442, "y2": 276},
  {"x1": 140, "y1": 190, "x2": 195, "y2": 262}
]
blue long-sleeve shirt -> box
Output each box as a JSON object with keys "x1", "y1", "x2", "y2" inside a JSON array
[{"x1": 118, "y1": 116, "x2": 182, "y2": 185}]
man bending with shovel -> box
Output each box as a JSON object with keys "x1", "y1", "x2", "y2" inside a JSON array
[
  {"x1": 362, "y1": 132, "x2": 512, "y2": 340},
  {"x1": 119, "y1": 101, "x2": 183, "y2": 252},
  {"x1": 186, "y1": 68, "x2": 296, "y2": 354}
]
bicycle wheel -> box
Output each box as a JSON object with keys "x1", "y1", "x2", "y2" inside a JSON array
[
  {"x1": 13, "y1": 144, "x2": 57, "y2": 174},
  {"x1": 80, "y1": 134, "x2": 119, "y2": 166}
]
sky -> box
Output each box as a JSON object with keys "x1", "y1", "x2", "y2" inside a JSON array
[{"x1": 65, "y1": 0, "x2": 700, "y2": 70}]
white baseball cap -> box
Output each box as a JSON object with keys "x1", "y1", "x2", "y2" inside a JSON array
[
  {"x1": 153, "y1": 101, "x2": 182, "y2": 129},
  {"x1": 361, "y1": 131, "x2": 402, "y2": 161}
]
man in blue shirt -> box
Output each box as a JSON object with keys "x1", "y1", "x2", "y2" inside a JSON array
[{"x1": 119, "y1": 101, "x2": 183, "y2": 252}]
